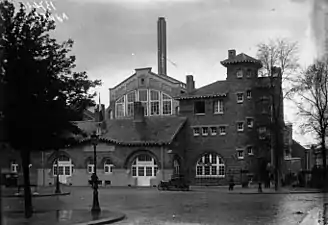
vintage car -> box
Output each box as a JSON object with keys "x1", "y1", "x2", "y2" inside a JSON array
[{"x1": 157, "y1": 174, "x2": 190, "y2": 191}]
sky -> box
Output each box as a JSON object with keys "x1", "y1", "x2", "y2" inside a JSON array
[{"x1": 16, "y1": 0, "x2": 321, "y2": 146}]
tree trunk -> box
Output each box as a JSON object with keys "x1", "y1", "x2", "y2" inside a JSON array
[
  {"x1": 321, "y1": 135, "x2": 327, "y2": 191},
  {"x1": 20, "y1": 150, "x2": 33, "y2": 218}
]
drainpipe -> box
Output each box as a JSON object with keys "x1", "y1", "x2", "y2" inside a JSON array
[{"x1": 161, "y1": 146, "x2": 165, "y2": 181}]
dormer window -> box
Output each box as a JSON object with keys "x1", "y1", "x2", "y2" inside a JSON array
[{"x1": 236, "y1": 69, "x2": 243, "y2": 78}]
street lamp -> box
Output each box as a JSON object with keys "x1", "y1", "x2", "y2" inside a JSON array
[
  {"x1": 55, "y1": 149, "x2": 61, "y2": 194},
  {"x1": 90, "y1": 132, "x2": 101, "y2": 213}
]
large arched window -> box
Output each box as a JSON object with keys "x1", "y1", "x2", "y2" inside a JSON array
[
  {"x1": 115, "y1": 96, "x2": 125, "y2": 118},
  {"x1": 196, "y1": 153, "x2": 225, "y2": 177},
  {"x1": 104, "y1": 158, "x2": 114, "y2": 174},
  {"x1": 138, "y1": 89, "x2": 148, "y2": 116}
]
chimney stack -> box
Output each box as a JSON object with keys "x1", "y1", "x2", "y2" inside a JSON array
[
  {"x1": 186, "y1": 75, "x2": 195, "y2": 93},
  {"x1": 157, "y1": 17, "x2": 167, "y2": 76},
  {"x1": 133, "y1": 102, "x2": 145, "y2": 123},
  {"x1": 228, "y1": 49, "x2": 236, "y2": 59}
]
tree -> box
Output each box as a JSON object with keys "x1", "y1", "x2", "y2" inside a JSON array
[
  {"x1": 290, "y1": 59, "x2": 328, "y2": 190},
  {"x1": 256, "y1": 38, "x2": 299, "y2": 191},
  {"x1": 0, "y1": 1, "x2": 101, "y2": 218}
]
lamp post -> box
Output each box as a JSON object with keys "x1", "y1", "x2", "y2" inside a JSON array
[
  {"x1": 55, "y1": 149, "x2": 61, "y2": 194},
  {"x1": 91, "y1": 132, "x2": 101, "y2": 213}
]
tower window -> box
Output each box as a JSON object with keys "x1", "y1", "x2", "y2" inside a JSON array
[{"x1": 236, "y1": 69, "x2": 243, "y2": 78}]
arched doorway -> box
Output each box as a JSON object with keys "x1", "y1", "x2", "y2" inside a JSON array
[
  {"x1": 53, "y1": 155, "x2": 73, "y2": 184},
  {"x1": 131, "y1": 154, "x2": 158, "y2": 186}
]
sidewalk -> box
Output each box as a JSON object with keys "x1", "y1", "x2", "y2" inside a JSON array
[
  {"x1": 1, "y1": 185, "x2": 71, "y2": 197},
  {"x1": 190, "y1": 185, "x2": 323, "y2": 194}
]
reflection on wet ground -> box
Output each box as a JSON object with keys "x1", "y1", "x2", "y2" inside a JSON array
[{"x1": 3, "y1": 187, "x2": 326, "y2": 225}]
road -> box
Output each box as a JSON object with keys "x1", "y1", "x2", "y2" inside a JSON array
[{"x1": 2, "y1": 187, "x2": 325, "y2": 225}]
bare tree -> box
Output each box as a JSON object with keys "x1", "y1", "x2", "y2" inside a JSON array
[
  {"x1": 256, "y1": 38, "x2": 299, "y2": 191},
  {"x1": 290, "y1": 59, "x2": 328, "y2": 189}
]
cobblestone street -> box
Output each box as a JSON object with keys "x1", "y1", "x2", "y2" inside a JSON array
[{"x1": 3, "y1": 186, "x2": 326, "y2": 225}]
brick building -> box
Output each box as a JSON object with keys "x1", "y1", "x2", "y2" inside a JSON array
[{"x1": 176, "y1": 49, "x2": 283, "y2": 185}]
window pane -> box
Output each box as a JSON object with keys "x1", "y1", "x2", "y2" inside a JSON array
[
  {"x1": 127, "y1": 103, "x2": 134, "y2": 116},
  {"x1": 138, "y1": 167, "x2": 144, "y2": 176},
  {"x1": 150, "y1": 102, "x2": 160, "y2": 115},
  {"x1": 58, "y1": 166, "x2": 64, "y2": 175},
  {"x1": 162, "y1": 93, "x2": 171, "y2": 100},
  {"x1": 218, "y1": 100, "x2": 224, "y2": 113},
  {"x1": 219, "y1": 166, "x2": 225, "y2": 175},
  {"x1": 150, "y1": 90, "x2": 159, "y2": 101},
  {"x1": 104, "y1": 166, "x2": 109, "y2": 173},
  {"x1": 204, "y1": 154, "x2": 210, "y2": 164},
  {"x1": 146, "y1": 167, "x2": 152, "y2": 176},
  {"x1": 194, "y1": 101, "x2": 205, "y2": 114},
  {"x1": 204, "y1": 166, "x2": 210, "y2": 175},
  {"x1": 53, "y1": 166, "x2": 57, "y2": 175},
  {"x1": 196, "y1": 166, "x2": 203, "y2": 175},
  {"x1": 154, "y1": 166, "x2": 158, "y2": 175},
  {"x1": 139, "y1": 90, "x2": 148, "y2": 101},
  {"x1": 211, "y1": 166, "x2": 217, "y2": 175},
  {"x1": 211, "y1": 155, "x2": 217, "y2": 164},
  {"x1": 163, "y1": 100, "x2": 172, "y2": 115},
  {"x1": 127, "y1": 91, "x2": 136, "y2": 102},
  {"x1": 132, "y1": 167, "x2": 137, "y2": 176},
  {"x1": 65, "y1": 166, "x2": 70, "y2": 175}
]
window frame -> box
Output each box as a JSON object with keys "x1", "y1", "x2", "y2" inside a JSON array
[
  {"x1": 150, "y1": 89, "x2": 160, "y2": 116},
  {"x1": 202, "y1": 127, "x2": 209, "y2": 136},
  {"x1": 237, "y1": 122, "x2": 244, "y2": 132},
  {"x1": 210, "y1": 127, "x2": 217, "y2": 135},
  {"x1": 246, "y1": 90, "x2": 252, "y2": 99},
  {"x1": 236, "y1": 69, "x2": 243, "y2": 78},
  {"x1": 87, "y1": 164, "x2": 94, "y2": 174},
  {"x1": 193, "y1": 127, "x2": 200, "y2": 136},
  {"x1": 104, "y1": 159, "x2": 114, "y2": 174},
  {"x1": 126, "y1": 91, "x2": 136, "y2": 117},
  {"x1": 247, "y1": 146, "x2": 254, "y2": 155},
  {"x1": 236, "y1": 93, "x2": 244, "y2": 103},
  {"x1": 195, "y1": 153, "x2": 225, "y2": 178},
  {"x1": 115, "y1": 96, "x2": 125, "y2": 118},
  {"x1": 138, "y1": 89, "x2": 149, "y2": 116},
  {"x1": 162, "y1": 93, "x2": 173, "y2": 115},
  {"x1": 237, "y1": 149, "x2": 244, "y2": 159},
  {"x1": 213, "y1": 99, "x2": 224, "y2": 114},
  {"x1": 246, "y1": 118, "x2": 254, "y2": 128},
  {"x1": 194, "y1": 100, "x2": 206, "y2": 115},
  {"x1": 219, "y1": 126, "x2": 226, "y2": 135}
]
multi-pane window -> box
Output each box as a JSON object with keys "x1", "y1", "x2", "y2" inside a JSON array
[
  {"x1": 138, "y1": 167, "x2": 144, "y2": 176},
  {"x1": 115, "y1": 96, "x2": 125, "y2": 118},
  {"x1": 237, "y1": 93, "x2": 244, "y2": 103},
  {"x1": 195, "y1": 153, "x2": 225, "y2": 177},
  {"x1": 193, "y1": 127, "x2": 200, "y2": 136},
  {"x1": 219, "y1": 126, "x2": 226, "y2": 135},
  {"x1": 247, "y1": 146, "x2": 253, "y2": 155},
  {"x1": 162, "y1": 93, "x2": 172, "y2": 115},
  {"x1": 210, "y1": 127, "x2": 217, "y2": 135},
  {"x1": 246, "y1": 90, "x2": 252, "y2": 99},
  {"x1": 236, "y1": 69, "x2": 243, "y2": 78},
  {"x1": 213, "y1": 100, "x2": 224, "y2": 114},
  {"x1": 237, "y1": 150, "x2": 244, "y2": 159},
  {"x1": 127, "y1": 91, "x2": 136, "y2": 117},
  {"x1": 202, "y1": 127, "x2": 208, "y2": 136},
  {"x1": 132, "y1": 167, "x2": 137, "y2": 176},
  {"x1": 104, "y1": 159, "x2": 113, "y2": 174},
  {"x1": 146, "y1": 167, "x2": 153, "y2": 176},
  {"x1": 237, "y1": 122, "x2": 244, "y2": 132},
  {"x1": 150, "y1": 90, "x2": 160, "y2": 115},
  {"x1": 246, "y1": 118, "x2": 254, "y2": 128},
  {"x1": 87, "y1": 159, "x2": 94, "y2": 174},
  {"x1": 11, "y1": 162, "x2": 18, "y2": 173},
  {"x1": 138, "y1": 89, "x2": 148, "y2": 116}
]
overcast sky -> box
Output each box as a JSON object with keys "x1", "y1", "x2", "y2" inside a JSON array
[{"x1": 19, "y1": 0, "x2": 318, "y2": 145}]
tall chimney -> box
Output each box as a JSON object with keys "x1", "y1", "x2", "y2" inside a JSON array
[
  {"x1": 157, "y1": 17, "x2": 167, "y2": 76},
  {"x1": 186, "y1": 75, "x2": 195, "y2": 93},
  {"x1": 228, "y1": 49, "x2": 236, "y2": 59}
]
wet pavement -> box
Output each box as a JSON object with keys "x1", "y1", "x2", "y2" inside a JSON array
[{"x1": 2, "y1": 186, "x2": 327, "y2": 225}]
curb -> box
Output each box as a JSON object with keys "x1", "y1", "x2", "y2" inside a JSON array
[
  {"x1": 2, "y1": 192, "x2": 71, "y2": 198},
  {"x1": 73, "y1": 213, "x2": 126, "y2": 225},
  {"x1": 229, "y1": 191, "x2": 322, "y2": 195}
]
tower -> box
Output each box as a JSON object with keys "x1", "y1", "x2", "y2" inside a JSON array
[{"x1": 157, "y1": 17, "x2": 167, "y2": 76}]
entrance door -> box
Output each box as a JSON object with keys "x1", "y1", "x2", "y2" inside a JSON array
[
  {"x1": 53, "y1": 155, "x2": 73, "y2": 185},
  {"x1": 132, "y1": 154, "x2": 158, "y2": 186}
]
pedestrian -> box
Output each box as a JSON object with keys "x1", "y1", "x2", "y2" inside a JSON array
[{"x1": 228, "y1": 176, "x2": 235, "y2": 191}]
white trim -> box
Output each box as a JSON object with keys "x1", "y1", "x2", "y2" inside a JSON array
[
  {"x1": 202, "y1": 127, "x2": 209, "y2": 136},
  {"x1": 237, "y1": 122, "x2": 244, "y2": 132},
  {"x1": 236, "y1": 149, "x2": 244, "y2": 159},
  {"x1": 236, "y1": 93, "x2": 244, "y2": 103}
]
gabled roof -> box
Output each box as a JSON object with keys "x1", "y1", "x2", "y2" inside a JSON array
[
  {"x1": 99, "y1": 116, "x2": 187, "y2": 146},
  {"x1": 175, "y1": 80, "x2": 228, "y2": 100},
  {"x1": 220, "y1": 53, "x2": 262, "y2": 67}
]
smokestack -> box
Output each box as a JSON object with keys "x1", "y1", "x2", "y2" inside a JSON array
[{"x1": 157, "y1": 17, "x2": 167, "y2": 76}]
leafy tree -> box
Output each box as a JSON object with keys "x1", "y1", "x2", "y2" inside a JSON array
[
  {"x1": 256, "y1": 38, "x2": 299, "y2": 190},
  {"x1": 0, "y1": 1, "x2": 101, "y2": 218},
  {"x1": 290, "y1": 59, "x2": 328, "y2": 189}
]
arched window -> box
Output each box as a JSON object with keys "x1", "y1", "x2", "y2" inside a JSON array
[
  {"x1": 196, "y1": 153, "x2": 225, "y2": 177},
  {"x1": 150, "y1": 90, "x2": 160, "y2": 115},
  {"x1": 87, "y1": 158, "x2": 94, "y2": 174},
  {"x1": 104, "y1": 158, "x2": 114, "y2": 174},
  {"x1": 53, "y1": 155, "x2": 73, "y2": 176},
  {"x1": 126, "y1": 91, "x2": 136, "y2": 117},
  {"x1": 115, "y1": 96, "x2": 125, "y2": 118},
  {"x1": 162, "y1": 93, "x2": 172, "y2": 115},
  {"x1": 173, "y1": 159, "x2": 180, "y2": 175}
]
